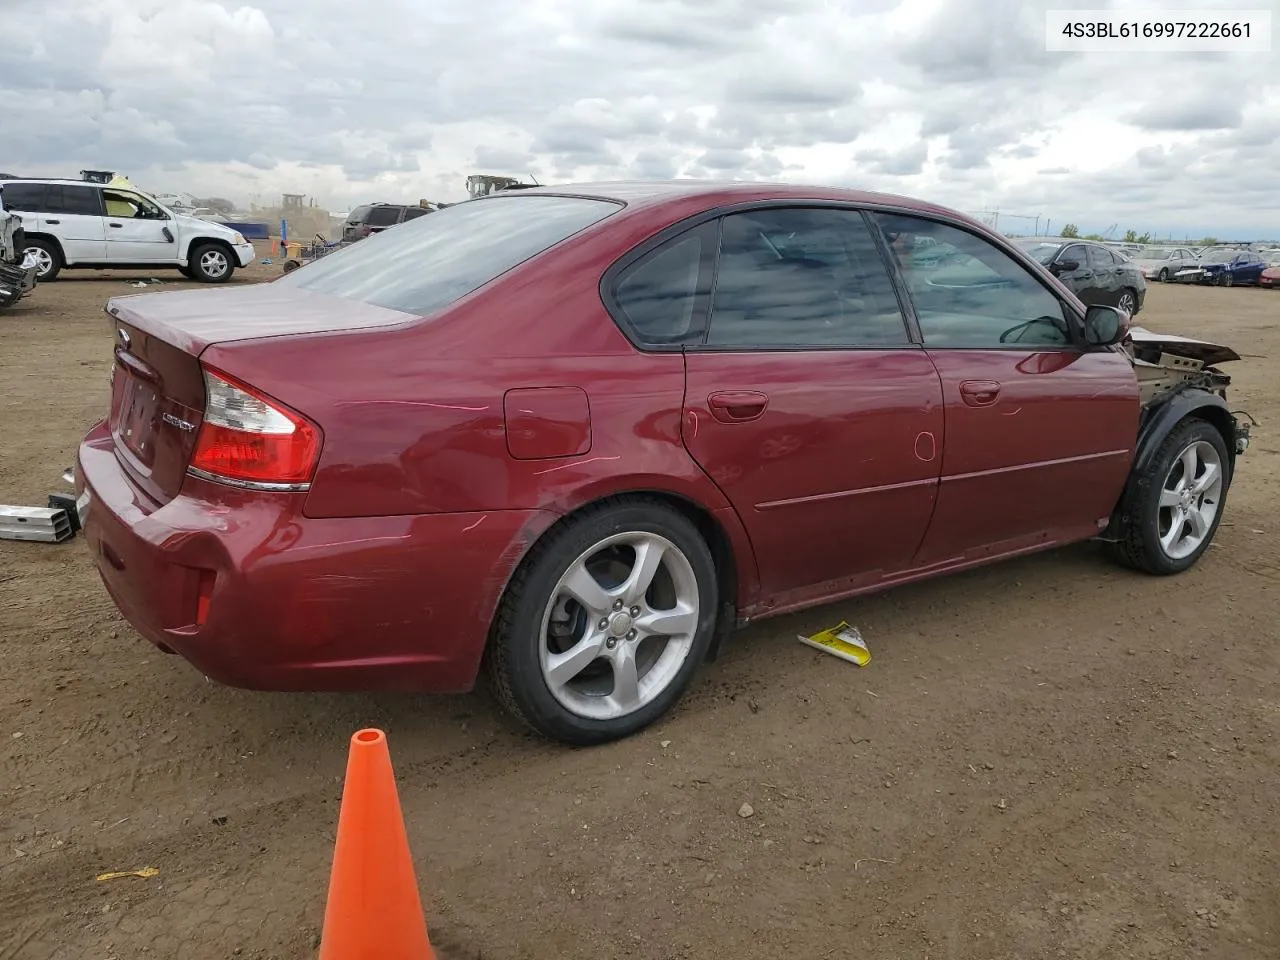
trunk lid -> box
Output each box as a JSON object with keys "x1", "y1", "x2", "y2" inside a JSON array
[{"x1": 104, "y1": 285, "x2": 416, "y2": 504}]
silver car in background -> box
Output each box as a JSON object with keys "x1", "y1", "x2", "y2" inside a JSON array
[{"x1": 1132, "y1": 246, "x2": 1199, "y2": 283}]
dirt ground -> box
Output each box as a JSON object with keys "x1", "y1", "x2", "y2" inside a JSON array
[{"x1": 1, "y1": 253, "x2": 1277, "y2": 960}]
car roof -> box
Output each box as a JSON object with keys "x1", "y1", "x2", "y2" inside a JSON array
[
  {"x1": 512, "y1": 179, "x2": 981, "y2": 223},
  {"x1": 0, "y1": 177, "x2": 108, "y2": 188}
]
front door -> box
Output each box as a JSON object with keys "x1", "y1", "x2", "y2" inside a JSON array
[
  {"x1": 676, "y1": 206, "x2": 945, "y2": 599},
  {"x1": 102, "y1": 189, "x2": 180, "y2": 263},
  {"x1": 872, "y1": 212, "x2": 1140, "y2": 566}
]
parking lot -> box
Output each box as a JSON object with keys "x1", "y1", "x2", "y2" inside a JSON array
[{"x1": 2, "y1": 261, "x2": 1278, "y2": 959}]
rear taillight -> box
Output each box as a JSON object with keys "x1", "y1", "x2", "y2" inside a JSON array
[{"x1": 188, "y1": 367, "x2": 320, "y2": 489}]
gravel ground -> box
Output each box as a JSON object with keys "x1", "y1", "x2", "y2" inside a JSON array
[{"x1": 1, "y1": 257, "x2": 1277, "y2": 959}]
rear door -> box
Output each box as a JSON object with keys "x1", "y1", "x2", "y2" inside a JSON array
[
  {"x1": 42, "y1": 184, "x2": 109, "y2": 261},
  {"x1": 872, "y1": 212, "x2": 1139, "y2": 566},
  {"x1": 664, "y1": 206, "x2": 945, "y2": 599},
  {"x1": 102, "y1": 189, "x2": 181, "y2": 263}
]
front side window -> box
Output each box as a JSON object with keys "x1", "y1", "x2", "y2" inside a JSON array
[
  {"x1": 1088, "y1": 245, "x2": 1117, "y2": 268},
  {"x1": 705, "y1": 207, "x2": 909, "y2": 348},
  {"x1": 610, "y1": 223, "x2": 712, "y2": 346},
  {"x1": 278, "y1": 194, "x2": 620, "y2": 316},
  {"x1": 365, "y1": 206, "x2": 402, "y2": 227},
  {"x1": 875, "y1": 213, "x2": 1072, "y2": 349},
  {"x1": 1059, "y1": 244, "x2": 1088, "y2": 268},
  {"x1": 102, "y1": 190, "x2": 164, "y2": 219}
]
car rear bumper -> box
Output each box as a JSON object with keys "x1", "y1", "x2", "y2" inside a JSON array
[{"x1": 76, "y1": 421, "x2": 548, "y2": 693}]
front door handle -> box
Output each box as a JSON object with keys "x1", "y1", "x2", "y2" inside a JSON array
[
  {"x1": 708, "y1": 391, "x2": 768, "y2": 423},
  {"x1": 959, "y1": 380, "x2": 1000, "y2": 406},
  {"x1": 44, "y1": 219, "x2": 61, "y2": 225},
  {"x1": 109, "y1": 222, "x2": 123, "y2": 229}
]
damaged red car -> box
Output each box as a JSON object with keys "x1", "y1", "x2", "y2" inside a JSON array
[{"x1": 76, "y1": 181, "x2": 1253, "y2": 745}]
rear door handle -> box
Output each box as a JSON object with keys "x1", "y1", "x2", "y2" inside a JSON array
[
  {"x1": 708, "y1": 391, "x2": 769, "y2": 423},
  {"x1": 109, "y1": 222, "x2": 123, "y2": 229},
  {"x1": 959, "y1": 380, "x2": 1000, "y2": 406}
]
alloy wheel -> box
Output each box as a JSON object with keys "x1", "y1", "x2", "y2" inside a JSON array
[
  {"x1": 1157, "y1": 439, "x2": 1224, "y2": 560},
  {"x1": 200, "y1": 249, "x2": 230, "y2": 278},
  {"x1": 538, "y1": 531, "x2": 700, "y2": 721},
  {"x1": 25, "y1": 245, "x2": 53, "y2": 278}
]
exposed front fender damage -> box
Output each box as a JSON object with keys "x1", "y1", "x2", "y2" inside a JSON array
[{"x1": 1099, "y1": 326, "x2": 1254, "y2": 543}]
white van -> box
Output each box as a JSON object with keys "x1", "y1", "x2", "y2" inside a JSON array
[{"x1": 0, "y1": 178, "x2": 257, "y2": 283}]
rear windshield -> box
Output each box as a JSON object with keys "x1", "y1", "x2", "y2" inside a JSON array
[{"x1": 279, "y1": 195, "x2": 621, "y2": 315}]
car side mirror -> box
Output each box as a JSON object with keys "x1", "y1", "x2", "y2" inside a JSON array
[
  {"x1": 1055, "y1": 258, "x2": 1080, "y2": 272},
  {"x1": 1084, "y1": 304, "x2": 1131, "y2": 346}
]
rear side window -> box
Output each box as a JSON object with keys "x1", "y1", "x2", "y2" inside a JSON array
[
  {"x1": 0, "y1": 183, "x2": 48, "y2": 212},
  {"x1": 610, "y1": 223, "x2": 713, "y2": 346},
  {"x1": 1088, "y1": 245, "x2": 1117, "y2": 267},
  {"x1": 56, "y1": 185, "x2": 103, "y2": 216},
  {"x1": 279, "y1": 195, "x2": 620, "y2": 315},
  {"x1": 365, "y1": 205, "x2": 402, "y2": 226},
  {"x1": 402, "y1": 207, "x2": 432, "y2": 220}
]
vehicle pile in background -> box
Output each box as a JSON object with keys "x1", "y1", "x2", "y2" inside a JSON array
[{"x1": 0, "y1": 187, "x2": 39, "y2": 311}]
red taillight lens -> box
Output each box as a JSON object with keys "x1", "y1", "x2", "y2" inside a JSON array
[{"x1": 189, "y1": 367, "x2": 320, "y2": 487}]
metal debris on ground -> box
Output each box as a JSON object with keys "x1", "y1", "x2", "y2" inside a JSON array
[
  {"x1": 798, "y1": 621, "x2": 871, "y2": 666},
  {"x1": 0, "y1": 469, "x2": 88, "y2": 543},
  {"x1": 95, "y1": 866, "x2": 160, "y2": 882}
]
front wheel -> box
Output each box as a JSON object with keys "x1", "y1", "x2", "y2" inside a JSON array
[
  {"x1": 1110, "y1": 419, "x2": 1231, "y2": 575},
  {"x1": 189, "y1": 243, "x2": 235, "y2": 283},
  {"x1": 487, "y1": 499, "x2": 719, "y2": 745},
  {"x1": 1158, "y1": 268, "x2": 1170, "y2": 282}
]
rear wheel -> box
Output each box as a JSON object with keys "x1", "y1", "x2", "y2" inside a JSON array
[
  {"x1": 189, "y1": 243, "x2": 234, "y2": 283},
  {"x1": 1111, "y1": 419, "x2": 1230, "y2": 575},
  {"x1": 1117, "y1": 288, "x2": 1138, "y2": 315},
  {"x1": 24, "y1": 239, "x2": 61, "y2": 282},
  {"x1": 487, "y1": 499, "x2": 719, "y2": 745}
]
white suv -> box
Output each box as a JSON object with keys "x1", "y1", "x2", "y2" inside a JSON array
[{"x1": 0, "y1": 178, "x2": 257, "y2": 283}]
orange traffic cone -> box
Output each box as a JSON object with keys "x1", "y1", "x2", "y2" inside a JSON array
[{"x1": 319, "y1": 729, "x2": 436, "y2": 960}]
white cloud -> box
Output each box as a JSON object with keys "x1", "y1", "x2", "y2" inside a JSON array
[{"x1": 1, "y1": 0, "x2": 1277, "y2": 237}]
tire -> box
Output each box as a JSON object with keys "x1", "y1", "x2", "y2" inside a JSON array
[
  {"x1": 1110, "y1": 419, "x2": 1231, "y2": 576},
  {"x1": 189, "y1": 243, "x2": 235, "y2": 283},
  {"x1": 1158, "y1": 268, "x2": 1170, "y2": 282},
  {"x1": 1218, "y1": 271, "x2": 1232, "y2": 287},
  {"x1": 1117, "y1": 288, "x2": 1139, "y2": 315},
  {"x1": 487, "y1": 497, "x2": 719, "y2": 745},
  {"x1": 24, "y1": 239, "x2": 61, "y2": 282}
]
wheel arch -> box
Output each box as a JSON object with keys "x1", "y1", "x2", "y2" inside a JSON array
[
  {"x1": 23, "y1": 232, "x2": 65, "y2": 258},
  {"x1": 1104, "y1": 387, "x2": 1237, "y2": 540},
  {"x1": 186, "y1": 236, "x2": 237, "y2": 262},
  {"x1": 487, "y1": 487, "x2": 756, "y2": 670}
]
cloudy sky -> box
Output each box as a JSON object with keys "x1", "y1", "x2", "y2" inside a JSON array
[{"x1": 2, "y1": 0, "x2": 1277, "y2": 238}]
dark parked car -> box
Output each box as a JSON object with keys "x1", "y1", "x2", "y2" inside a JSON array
[
  {"x1": 1191, "y1": 246, "x2": 1268, "y2": 286},
  {"x1": 76, "y1": 182, "x2": 1251, "y2": 746},
  {"x1": 1013, "y1": 237, "x2": 1147, "y2": 315},
  {"x1": 341, "y1": 202, "x2": 433, "y2": 242}
]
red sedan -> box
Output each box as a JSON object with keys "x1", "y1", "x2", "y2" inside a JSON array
[
  {"x1": 1261, "y1": 265, "x2": 1280, "y2": 288},
  {"x1": 76, "y1": 181, "x2": 1252, "y2": 745}
]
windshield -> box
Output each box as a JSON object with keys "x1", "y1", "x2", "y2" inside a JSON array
[
  {"x1": 1013, "y1": 239, "x2": 1062, "y2": 265},
  {"x1": 279, "y1": 195, "x2": 621, "y2": 315},
  {"x1": 1199, "y1": 246, "x2": 1240, "y2": 262}
]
